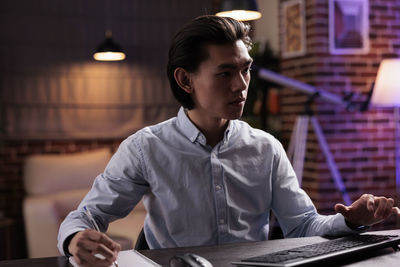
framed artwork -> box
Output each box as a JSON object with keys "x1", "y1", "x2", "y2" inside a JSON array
[
  {"x1": 329, "y1": 0, "x2": 370, "y2": 55},
  {"x1": 282, "y1": 0, "x2": 306, "y2": 58}
]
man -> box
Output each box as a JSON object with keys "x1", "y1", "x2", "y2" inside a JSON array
[{"x1": 58, "y1": 15, "x2": 400, "y2": 267}]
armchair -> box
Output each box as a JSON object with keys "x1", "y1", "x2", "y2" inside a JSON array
[{"x1": 22, "y1": 148, "x2": 146, "y2": 258}]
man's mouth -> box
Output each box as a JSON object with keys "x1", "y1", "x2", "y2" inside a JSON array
[{"x1": 229, "y1": 97, "x2": 246, "y2": 105}]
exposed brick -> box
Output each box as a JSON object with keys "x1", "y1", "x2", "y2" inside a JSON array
[
  {"x1": 382, "y1": 52, "x2": 399, "y2": 58},
  {"x1": 279, "y1": 0, "x2": 399, "y2": 231}
]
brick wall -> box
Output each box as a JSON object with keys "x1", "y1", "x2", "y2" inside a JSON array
[{"x1": 279, "y1": 0, "x2": 399, "y2": 230}]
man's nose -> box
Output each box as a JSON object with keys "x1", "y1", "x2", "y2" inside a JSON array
[{"x1": 232, "y1": 73, "x2": 249, "y2": 92}]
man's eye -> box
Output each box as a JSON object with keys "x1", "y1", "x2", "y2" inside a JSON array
[
  {"x1": 243, "y1": 67, "x2": 252, "y2": 74},
  {"x1": 218, "y1": 72, "x2": 230, "y2": 77}
]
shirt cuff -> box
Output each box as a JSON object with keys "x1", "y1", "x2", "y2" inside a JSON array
[
  {"x1": 344, "y1": 219, "x2": 370, "y2": 232},
  {"x1": 63, "y1": 232, "x2": 79, "y2": 257}
]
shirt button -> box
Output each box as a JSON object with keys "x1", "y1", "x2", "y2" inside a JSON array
[{"x1": 215, "y1": 184, "x2": 222, "y2": 191}]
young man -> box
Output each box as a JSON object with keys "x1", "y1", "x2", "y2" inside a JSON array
[{"x1": 58, "y1": 15, "x2": 399, "y2": 267}]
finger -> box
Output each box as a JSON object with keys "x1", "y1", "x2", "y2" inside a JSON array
[
  {"x1": 69, "y1": 230, "x2": 115, "y2": 267},
  {"x1": 392, "y1": 206, "x2": 400, "y2": 215},
  {"x1": 366, "y1": 194, "x2": 375, "y2": 212},
  {"x1": 85, "y1": 230, "x2": 120, "y2": 251},
  {"x1": 92, "y1": 253, "x2": 116, "y2": 267},
  {"x1": 74, "y1": 250, "x2": 105, "y2": 267},
  {"x1": 81, "y1": 238, "x2": 118, "y2": 263},
  {"x1": 382, "y1": 198, "x2": 394, "y2": 218},
  {"x1": 94, "y1": 243, "x2": 118, "y2": 261},
  {"x1": 76, "y1": 247, "x2": 115, "y2": 267},
  {"x1": 73, "y1": 254, "x2": 89, "y2": 267},
  {"x1": 75, "y1": 233, "x2": 102, "y2": 251},
  {"x1": 374, "y1": 197, "x2": 388, "y2": 219},
  {"x1": 98, "y1": 232, "x2": 121, "y2": 252},
  {"x1": 83, "y1": 255, "x2": 114, "y2": 267},
  {"x1": 334, "y1": 203, "x2": 349, "y2": 215},
  {"x1": 81, "y1": 230, "x2": 120, "y2": 253},
  {"x1": 83, "y1": 229, "x2": 105, "y2": 242},
  {"x1": 75, "y1": 231, "x2": 119, "y2": 263}
]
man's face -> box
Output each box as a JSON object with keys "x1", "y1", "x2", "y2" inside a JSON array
[{"x1": 189, "y1": 40, "x2": 253, "y2": 121}]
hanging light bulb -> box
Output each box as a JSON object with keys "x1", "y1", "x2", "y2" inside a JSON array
[
  {"x1": 216, "y1": 0, "x2": 262, "y2": 21},
  {"x1": 93, "y1": 30, "x2": 126, "y2": 61}
]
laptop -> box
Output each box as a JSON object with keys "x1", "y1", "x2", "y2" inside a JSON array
[{"x1": 232, "y1": 234, "x2": 400, "y2": 266}]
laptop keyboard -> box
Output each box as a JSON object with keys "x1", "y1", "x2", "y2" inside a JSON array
[{"x1": 234, "y1": 234, "x2": 400, "y2": 266}]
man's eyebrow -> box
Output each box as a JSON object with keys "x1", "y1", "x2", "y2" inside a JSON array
[{"x1": 217, "y1": 59, "x2": 253, "y2": 69}]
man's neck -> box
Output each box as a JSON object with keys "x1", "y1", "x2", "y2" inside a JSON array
[{"x1": 186, "y1": 110, "x2": 229, "y2": 147}]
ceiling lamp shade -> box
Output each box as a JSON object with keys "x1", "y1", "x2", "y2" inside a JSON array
[
  {"x1": 93, "y1": 30, "x2": 126, "y2": 61},
  {"x1": 371, "y1": 58, "x2": 400, "y2": 107},
  {"x1": 216, "y1": 0, "x2": 262, "y2": 21}
]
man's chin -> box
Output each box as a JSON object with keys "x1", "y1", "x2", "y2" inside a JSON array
[{"x1": 224, "y1": 110, "x2": 244, "y2": 120}]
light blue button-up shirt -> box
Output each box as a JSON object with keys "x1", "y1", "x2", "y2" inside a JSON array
[{"x1": 58, "y1": 107, "x2": 353, "y2": 254}]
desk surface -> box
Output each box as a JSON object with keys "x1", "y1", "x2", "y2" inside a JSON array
[{"x1": 1, "y1": 230, "x2": 399, "y2": 267}]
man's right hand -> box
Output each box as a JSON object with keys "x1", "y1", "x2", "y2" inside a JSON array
[{"x1": 68, "y1": 229, "x2": 121, "y2": 267}]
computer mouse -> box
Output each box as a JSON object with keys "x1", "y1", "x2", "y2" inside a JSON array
[{"x1": 169, "y1": 253, "x2": 213, "y2": 267}]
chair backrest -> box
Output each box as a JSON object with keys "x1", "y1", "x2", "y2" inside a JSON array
[
  {"x1": 134, "y1": 228, "x2": 149, "y2": 250},
  {"x1": 24, "y1": 148, "x2": 112, "y2": 195},
  {"x1": 23, "y1": 148, "x2": 112, "y2": 258}
]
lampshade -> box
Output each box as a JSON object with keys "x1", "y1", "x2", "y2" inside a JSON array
[
  {"x1": 371, "y1": 58, "x2": 400, "y2": 107},
  {"x1": 216, "y1": 0, "x2": 262, "y2": 21},
  {"x1": 93, "y1": 30, "x2": 126, "y2": 61}
]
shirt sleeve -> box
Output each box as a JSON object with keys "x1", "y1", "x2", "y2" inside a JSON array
[
  {"x1": 57, "y1": 135, "x2": 149, "y2": 255},
  {"x1": 270, "y1": 139, "x2": 354, "y2": 238}
]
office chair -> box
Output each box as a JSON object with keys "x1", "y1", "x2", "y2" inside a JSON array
[{"x1": 135, "y1": 228, "x2": 149, "y2": 250}]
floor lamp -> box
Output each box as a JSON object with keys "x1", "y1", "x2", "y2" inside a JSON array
[
  {"x1": 370, "y1": 59, "x2": 400, "y2": 205},
  {"x1": 255, "y1": 61, "x2": 400, "y2": 211}
]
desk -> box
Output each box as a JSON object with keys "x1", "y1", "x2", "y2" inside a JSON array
[{"x1": 1, "y1": 230, "x2": 399, "y2": 267}]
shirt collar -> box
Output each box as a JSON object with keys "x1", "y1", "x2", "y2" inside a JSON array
[
  {"x1": 224, "y1": 120, "x2": 234, "y2": 144},
  {"x1": 177, "y1": 107, "x2": 202, "y2": 143},
  {"x1": 176, "y1": 107, "x2": 236, "y2": 145}
]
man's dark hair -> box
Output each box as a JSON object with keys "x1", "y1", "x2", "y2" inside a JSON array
[{"x1": 167, "y1": 15, "x2": 252, "y2": 110}]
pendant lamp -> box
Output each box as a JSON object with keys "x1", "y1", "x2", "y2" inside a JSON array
[
  {"x1": 93, "y1": 30, "x2": 126, "y2": 61},
  {"x1": 216, "y1": 0, "x2": 262, "y2": 21}
]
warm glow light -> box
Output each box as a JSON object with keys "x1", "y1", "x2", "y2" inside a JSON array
[
  {"x1": 216, "y1": 10, "x2": 262, "y2": 21},
  {"x1": 371, "y1": 59, "x2": 400, "y2": 205},
  {"x1": 93, "y1": 51, "x2": 126, "y2": 61},
  {"x1": 371, "y1": 59, "x2": 400, "y2": 107}
]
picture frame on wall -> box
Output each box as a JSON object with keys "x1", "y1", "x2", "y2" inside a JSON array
[
  {"x1": 281, "y1": 0, "x2": 306, "y2": 59},
  {"x1": 329, "y1": 0, "x2": 370, "y2": 55}
]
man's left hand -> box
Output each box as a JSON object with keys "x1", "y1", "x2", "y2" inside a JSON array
[{"x1": 335, "y1": 194, "x2": 400, "y2": 227}]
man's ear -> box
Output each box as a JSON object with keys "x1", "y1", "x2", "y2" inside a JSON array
[{"x1": 174, "y1": 68, "x2": 193, "y2": 94}]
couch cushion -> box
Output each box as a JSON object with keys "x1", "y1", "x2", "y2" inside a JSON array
[{"x1": 24, "y1": 148, "x2": 111, "y2": 195}]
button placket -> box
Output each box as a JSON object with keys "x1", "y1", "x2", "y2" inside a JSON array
[{"x1": 210, "y1": 149, "x2": 228, "y2": 241}]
